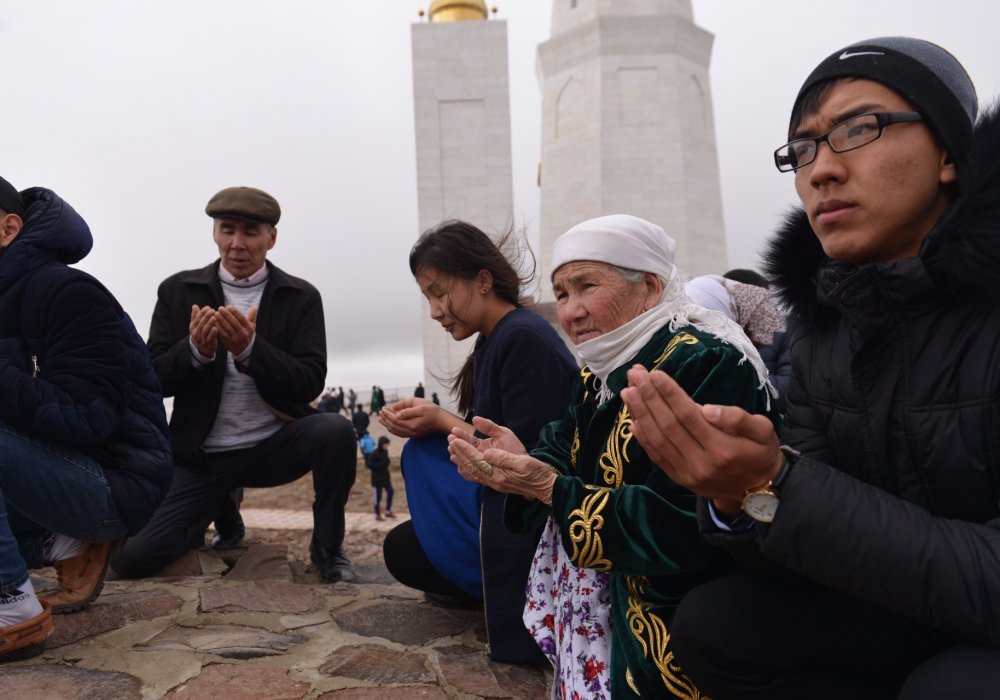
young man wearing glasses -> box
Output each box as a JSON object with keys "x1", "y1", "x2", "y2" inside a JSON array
[{"x1": 620, "y1": 37, "x2": 1000, "y2": 698}]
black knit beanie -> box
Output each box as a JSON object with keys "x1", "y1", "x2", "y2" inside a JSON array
[
  {"x1": 0, "y1": 175, "x2": 25, "y2": 217},
  {"x1": 792, "y1": 37, "x2": 978, "y2": 170}
]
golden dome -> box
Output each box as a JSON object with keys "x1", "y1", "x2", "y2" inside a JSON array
[{"x1": 428, "y1": 0, "x2": 488, "y2": 22}]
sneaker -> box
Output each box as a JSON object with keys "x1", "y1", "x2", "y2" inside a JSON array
[
  {"x1": 39, "y1": 538, "x2": 122, "y2": 614},
  {"x1": 309, "y1": 540, "x2": 355, "y2": 583},
  {"x1": 0, "y1": 600, "x2": 53, "y2": 662},
  {"x1": 375, "y1": 514, "x2": 385, "y2": 522},
  {"x1": 385, "y1": 511, "x2": 396, "y2": 519}
]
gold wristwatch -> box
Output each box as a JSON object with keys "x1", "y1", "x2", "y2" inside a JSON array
[{"x1": 740, "y1": 445, "x2": 800, "y2": 523}]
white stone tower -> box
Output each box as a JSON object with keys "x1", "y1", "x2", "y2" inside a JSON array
[
  {"x1": 411, "y1": 0, "x2": 515, "y2": 410},
  {"x1": 536, "y1": 0, "x2": 727, "y2": 297}
]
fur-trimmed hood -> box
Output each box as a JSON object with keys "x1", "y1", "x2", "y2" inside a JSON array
[{"x1": 764, "y1": 99, "x2": 1000, "y2": 326}]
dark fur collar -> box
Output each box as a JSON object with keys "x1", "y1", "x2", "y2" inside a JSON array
[{"x1": 764, "y1": 99, "x2": 1000, "y2": 325}]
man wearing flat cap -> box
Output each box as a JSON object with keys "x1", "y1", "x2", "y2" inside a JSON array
[{"x1": 113, "y1": 186, "x2": 358, "y2": 583}]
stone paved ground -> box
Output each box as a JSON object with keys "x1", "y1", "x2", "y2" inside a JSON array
[{"x1": 1, "y1": 422, "x2": 552, "y2": 699}]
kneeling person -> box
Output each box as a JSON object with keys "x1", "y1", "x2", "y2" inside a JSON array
[
  {"x1": 0, "y1": 176, "x2": 172, "y2": 661},
  {"x1": 112, "y1": 186, "x2": 357, "y2": 583}
]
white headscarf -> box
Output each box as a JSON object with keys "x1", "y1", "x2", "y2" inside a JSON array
[
  {"x1": 551, "y1": 215, "x2": 774, "y2": 405},
  {"x1": 686, "y1": 274, "x2": 786, "y2": 346},
  {"x1": 684, "y1": 275, "x2": 735, "y2": 317}
]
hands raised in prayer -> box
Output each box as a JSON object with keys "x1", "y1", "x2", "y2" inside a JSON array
[
  {"x1": 448, "y1": 416, "x2": 556, "y2": 505},
  {"x1": 378, "y1": 397, "x2": 444, "y2": 438},
  {"x1": 450, "y1": 416, "x2": 527, "y2": 456},
  {"x1": 189, "y1": 304, "x2": 258, "y2": 359},
  {"x1": 620, "y1": 365, "x2": 783, "y2": 518}
]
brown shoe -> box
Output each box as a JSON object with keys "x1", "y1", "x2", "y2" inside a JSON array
[
  {"x1": 0, "y1": 600, "x2": 53, "y2": 662},
  {"x1": 40, "y1": 539, "x2": 122, "y2": 614}
]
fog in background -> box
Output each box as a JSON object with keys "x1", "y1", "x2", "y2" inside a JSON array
[{"x1": 4, "y1": 0, "x2": 999, "y2": 396}]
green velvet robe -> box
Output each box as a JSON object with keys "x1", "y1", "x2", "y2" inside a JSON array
[{"x1": 508, "y1": 324, "x2": 778, "y2": 698}]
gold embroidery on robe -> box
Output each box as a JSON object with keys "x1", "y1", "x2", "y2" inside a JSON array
[
  {"x1": 654, "y1": 332, "x2": 700, "y2": 367},
  {"x1": 625, "y1": 575, "x2": 709, "y2": 699},
  {"x1": 580, "y1": 366, "x2": 593, "y2": 403},
  {"x1": 590, "y1": 333, "x2": 696, "y2": 490},
  {"x1": 570, "y1": 366, "x2": 593, "y2": 471},
  {"x1": 598, "y1": 402, "x2": 632, "y2": 488},
  {"x1": 626, "y1": 668, "x2": 641, "y2": 695},
  {"x1": 567, "y1": 486, "x2": 612, "y2": 570},
  {"x1": 570, "y1": 428, "x2": 580, "y2": 471}
]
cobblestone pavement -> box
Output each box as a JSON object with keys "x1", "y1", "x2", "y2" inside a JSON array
[{"x1": 1, "y1": 423, "x2": 552, "y2": 699}]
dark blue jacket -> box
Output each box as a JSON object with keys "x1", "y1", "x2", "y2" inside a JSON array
[
  {"x1": 0, "y1": 188, "x2": 172, "y2": 533},
  {"x1": 471, "y1": 307, "x2": 579, "y2": 664}
]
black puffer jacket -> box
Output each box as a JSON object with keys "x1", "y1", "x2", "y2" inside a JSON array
[
  {"x1": 0, "y1": 188, "x2": 172, "y2": 533},
  {"x1": 701, "y1": 101, "x2": 1000, "y2": 646}
]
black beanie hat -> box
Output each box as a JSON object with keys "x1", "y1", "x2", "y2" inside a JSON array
[
  {"x1": 792, "y1": 37, "x2": 978, "y2": 170},
  {"x1": 0, "y1": 176, "x2": 25, "y2": 217}
]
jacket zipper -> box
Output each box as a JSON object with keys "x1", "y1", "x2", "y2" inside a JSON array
[
  {"x1": 31, "y1": 355, "x2": 40, "y2": 378},
  {"x1": 478, "y1": 499, "x2": 490, "y2": 656}
]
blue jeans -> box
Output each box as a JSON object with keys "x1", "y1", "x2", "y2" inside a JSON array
[{"x1": 0, "y1": 421, "x2": 126, "y2": 595}]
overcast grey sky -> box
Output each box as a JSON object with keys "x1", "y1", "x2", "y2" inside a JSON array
[{"x1": 4, "y1": 1, "x2": 999, "y2": 392}]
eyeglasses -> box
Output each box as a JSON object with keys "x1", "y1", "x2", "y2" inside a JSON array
[{"x1": 773, "y1": 111, "x2": 923, "y2": 172}]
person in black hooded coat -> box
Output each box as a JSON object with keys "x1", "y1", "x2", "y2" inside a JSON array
[
  {"x1": 0, "y1": 178, "x2": 171, "y2": 660},
  {"x1": 620, "y1": 37, "x2": 1000, "y2": 698}
]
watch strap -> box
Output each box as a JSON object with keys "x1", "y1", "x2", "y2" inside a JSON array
[{"x1": 773, "y1": 444, "x2": 801, "y2": 492}]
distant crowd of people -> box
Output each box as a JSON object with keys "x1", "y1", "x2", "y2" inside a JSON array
[
  {"x1": 316, "y1": 385, "x2": 389, "y2": 417},
  {"x1": 3, "y1": 33, "x2": 1000, "y2": 700}
]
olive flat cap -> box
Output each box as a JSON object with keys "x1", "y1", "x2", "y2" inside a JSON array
[{"x1": 205, "y1": 186, "x2": 281, "y2": 225}]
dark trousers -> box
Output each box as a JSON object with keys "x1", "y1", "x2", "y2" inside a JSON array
[
  {"x1": 212, "y1": 487, "x2": 244, "y2": 537},
  {"x1": 373, "y1": 484, "x2": 393, "y2": 516},
  {"x1": 670, "y1": 572, "x2": 1000, "y2": 699},
  {"x1": 383, "y1": 519, "x2": 473, "y2": 599},
  {"x1": 112, "y1": 413, "x2": 356, "y2": 578}
]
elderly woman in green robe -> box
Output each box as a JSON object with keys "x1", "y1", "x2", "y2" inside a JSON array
[{"x1": 448, "y1": 214, "x2": 778, "y2": 699}]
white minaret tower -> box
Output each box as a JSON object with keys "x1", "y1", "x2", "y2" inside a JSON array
[
  {"x1": 411, "y1": 0, "x2": 515, "y2": 410},
  {"x1": 536, "y1": 0, "x2": 727, "y2": 298}
]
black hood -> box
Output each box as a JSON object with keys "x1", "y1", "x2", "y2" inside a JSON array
[
  {"x1": 764, "y1": 99, "x2": 1000, "y2": 327},
  {"x1": 0, "y1": 188, "x2": 93, "y2": 295}
]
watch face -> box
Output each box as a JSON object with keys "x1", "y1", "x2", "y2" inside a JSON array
[{"x1": 742, "y1": 490, "x2": 779, "y2": 523}]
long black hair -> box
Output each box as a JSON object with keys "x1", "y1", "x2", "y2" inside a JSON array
[{"x1": 409, "y1": 219, "x2": 534, "y2": 415}]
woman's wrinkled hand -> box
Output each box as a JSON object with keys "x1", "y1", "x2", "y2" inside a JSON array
[
  {"x1": 447, "y1": 432, "x2": 557, "y2": 505},
  {"x1": 449, "y1": 416, "x2": 527, "y2": 456}
]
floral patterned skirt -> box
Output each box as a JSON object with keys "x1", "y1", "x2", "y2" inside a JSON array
[{"x1": 524, "y1": 516, "x2": 613, "y2": 700}]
